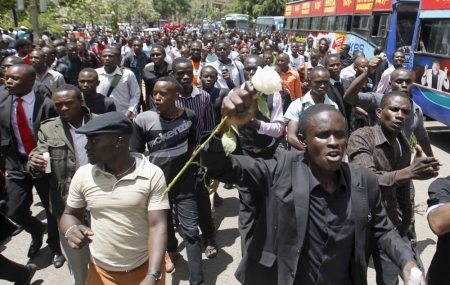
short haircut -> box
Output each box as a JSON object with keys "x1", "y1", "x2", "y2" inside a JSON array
[
  {"x1": 392, "y1": 50, "x2": 404, "y2": 60},
  {"x1": 200, "y1": 65, "x2": 218, "y2": 77},
  {"x1": 54, "y1": 84, "x2": 83, "y2": 100},
  {"x1": 53, "y1": 39, "x2": 65, "y2": 47},
  {"x1": 156, "y1": 76, "x2": 183, "y2": 93},
  {"x1": 79, "y1": 68, "x2": 98, "y2": 79},
  {"x1": 103, "y1": 48, "x2": 120, "y2": 58},
  {"x1": 172, "y1": 56, "x2": 192, "y2": 71},
  {"x1": 14, "y1": 39, "x2": 32, "y2": 51},
  {"x1": 132, "y1": 38, "x2": 142, "y2": 45},
  {"x1": 78, "y1": 41, "x2": 86, "y2": 46},
  {"x1": 2, "y1": 56, "x2": 24, "y2": 65},
  {"x1": 244, "y1": 55, "x2": 266, "y2": 67},
  {"x1": 66, "y1": 42, "x2": 77, "y2": 49},
  {"x1": 390, "y1": 67, "x2": 412, "y2": 80},
  {"x1": 310, "y1": 49, "x2": 320, "y2": 56},
  {"x1": 319, "y1": 37, "x2": 328, "y2": 44},
  {"x1": 353, "y1": 50, "x2": 364, "y2": 58},
  {"x1": 341, "y1": 44, "x2": 350, "y2": 50},
  {"x1": 151, "y1": 44, "x2": 165, "y2": 55},
  {"x1": 263, "y1": 51, "x2": 273, "y2": 58},
  {"x1": 298, "y1": 104, "x2": 344, "y2": 137},
  {"x1": 11, "y1": 64, "x2": 36, "y2": 80},
  {"x1": 264, "y1": 44, "x2": 273, "y2": 49},
  {"x1": 307, "y1": 37, "x2": 314, "y2": 41},
  {"x1": 42, "y1": 45, "x2": 57, "y2": 55},
  {"x1": 215, "y1": 40, "x2": 229, "y2": 49},
  {"x1": 176, "y1": 36, "x2": 184, "y2": 44},
  {"x1": 324, "y1": 53, "x2": 340, "y2": 66},
  {"x1": 310, "y1": 66, "x2": 330, "y2": 79},
  {"x1": 380, "y1": 91, "x2": 410, "y2": 109},
  {"x1": 190, "y1": 41, "x2": 202, "y2": 48},
  {"x1": 374, "y1": 46, "x2": 384, "y2": 56}
]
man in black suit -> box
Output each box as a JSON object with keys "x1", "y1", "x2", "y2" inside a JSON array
[
  {"x1": 0, "y1": 64, "x2": 62, "y2": 266},
  {"x1": 200, "y1": 92, "x2": 424, "y2": 285}
]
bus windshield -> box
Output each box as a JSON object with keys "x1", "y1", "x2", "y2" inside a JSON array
[
  {"x1": 225, "y1": 21, "x2": 236, "y2": 29},
  {"x1": 237, "y1": 20, "x2": 248, "y2": 31},
  {"x1": 396, "y1": 16, "x2": 416, "y2": 51}
]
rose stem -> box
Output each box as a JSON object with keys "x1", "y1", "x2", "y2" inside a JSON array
[{"x1": 163, "y1": 114, "x2": 230, "y2": 195}]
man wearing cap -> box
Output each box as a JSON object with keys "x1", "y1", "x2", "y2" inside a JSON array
[{"x1": 60, "y1": 112, "x2": 169, "y2": 285}]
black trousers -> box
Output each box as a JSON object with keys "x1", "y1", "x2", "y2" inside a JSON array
[
  {"x1": 0, "y1": 254, "x2": 29, "y2": 282},
  {"x1": 0, "y1": 175, "x2": 61, "y2": 254},
  {"x1": 236, "y1": 147, "x2": 276, "y2": 255},
  {"x1": 167, "y1": 195, "x2": 204, "y2": 285},
  {"x1": 196, "y1": 170, "x2": 215, "y2": 240}
]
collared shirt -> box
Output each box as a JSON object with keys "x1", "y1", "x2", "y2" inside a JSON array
[
  {"x1": 67, "y1": 118, "x2": 88, "y2": 170},
  {"x1": 376, "y1": 65, "x2": 398, "y2": 94},
  {"x1": 206, "y1": 53, "x2": 218, "y2": 63},
  {"x1": 120, "y1": 45, "x2": 133, "y2": 65},
  {"x1": 281, "y1": 67, "x2": 302, "y2": 100},
  {"x1": 142, "y1": 63, "x2": 173, "y2": 97},
  {"x1": 170, "y1": 46, "x2": 181, "y2": 61},
  {"x1": 340, "y1": 64, "x2": 356, "y2": 80},
  {"x1": 340, "y1": 55, "x2": 354, "y2": 69},
  {"x1": 96, "y1": 66, "x2": 141, "y2": 116},
  {"x1": 296, "y1": 167, "x2": 354, "y2": 285},
  {"x1": 200, "y1": 60, "x2": 245, "y2": 89},
  {"x1": 164, "y1": 45, "x2": 172, "y2": 65},
  {"x1": 66, "y1": 153, "x2": 170, "y2": 272},
  {"x1": 123, "y1": 53, "x2": 148, "y2": 87},
  {"x1": 142, "y1": 43, "x2": 152, "y2": 57},
  {"x1": 11, "y1": 91, "x2": 36, "y2": 155},
  {"x1": 175, "y1": 85, "x2": 215, "y2": 145},
  {"x1": 35, "y1": 68, "x2": 65, "y2": 93},
  {"x1": 347, "y1": 125, "x2": 412, "y2": 228},
  {"x1": 284, "y1": 90, "x2": 338, "y2": 122},
  {"x1": 356, "y1": 93, "x2": 428, "y2": 142}
]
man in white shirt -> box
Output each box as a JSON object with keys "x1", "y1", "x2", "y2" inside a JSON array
[
  {"x1": 287, "y1": 42, "x2": 304, "y2": 71},
  {"x1": 340, "y1": 50, "x2": 365, "y2": 80},
  {"x1": 95, "y1": 48, "x2": 141, "y2": 118},
  {"x1": 376, "y1": 51, "x2": 406, "y2": 94}
]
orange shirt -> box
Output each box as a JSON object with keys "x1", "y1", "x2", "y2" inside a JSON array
[
  {"x1": 192, "y1": 60, "x2": 201, "y2": 87},
  {"x1": 281, "y1": 67, "x2": 302, "y2": 100}
]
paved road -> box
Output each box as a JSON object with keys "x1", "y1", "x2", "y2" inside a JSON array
[{"x1": 1, "y1": 121, "x2": 449, "y2": 285}]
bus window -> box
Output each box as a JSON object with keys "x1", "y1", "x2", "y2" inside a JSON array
[
  {"x1": 321, "y1": 16, "x2": 336, "y2": 31},
  {"x1": 293, "y1": 18, "x2": 299, "y2": 30},
  {"x1": 396, "y1": 17, "x2": 416, "y2": 50},
  {"x1": 310, "y1": 17, "x2": 320, "y2": 30},
  {"x1": 352, "y1": 15, "x2": 371, "y2": 38},
  {"x1": 285, "y1": 19, "x2": 292, "y2": 29},
  {"x1": 417, "y1": 19, "x2": 450, "y2": 56},
  {"x1": 335, "y1": 15, "x2": 351, "y2": 32},
  {"x1": 370, "y1": 14, "x2": 390, "y2": 47},
  {"x1": 299, "y1": 18, "x2": 309, "y2": 30}
]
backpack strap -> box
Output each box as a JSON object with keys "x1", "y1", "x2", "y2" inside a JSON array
[{"x1": 106, "y1": 68, "x2": 123, "y2": 97}]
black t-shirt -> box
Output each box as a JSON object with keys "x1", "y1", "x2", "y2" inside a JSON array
[
  {"x1": 427, "y1": 176, "x2": 450, "y2": 285},
  {"x1": 203, "y1": 87, "x2": 229, "y2": 126},
  {"x1": 84, "y1": 94, "x2": 117, "y2": 114},
  {"x1": 130, "y1": 109, "x2": 197, "y2": 198}
]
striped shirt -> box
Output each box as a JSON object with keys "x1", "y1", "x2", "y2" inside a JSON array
[{"x1": 176, "y1": 85, "x2": 215, "y2": 145}]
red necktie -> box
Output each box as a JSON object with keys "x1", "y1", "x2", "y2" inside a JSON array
[{"x1": 15, "y1": 98, "x2": 37, "y2": 154}]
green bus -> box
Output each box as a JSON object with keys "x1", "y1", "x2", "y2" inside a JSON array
[{"x1": 224, "y1": 14, "x2": 251, "y2": 32}]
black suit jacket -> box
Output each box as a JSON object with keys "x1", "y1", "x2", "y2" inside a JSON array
[
  {"x1": 201, "y1": 139, "x2": 415, "y2": 285},
  {"x1": 0, "y1": 90, "x2": 57, "y2": 178}
]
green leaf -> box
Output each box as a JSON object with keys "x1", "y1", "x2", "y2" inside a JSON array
[
  {"x1": 238, "y1": 106, "x2": 253, "y2": 119},
  {"x1": 231, "y1": 123, "x2": 239, "y2": 135},
  {"x1": 221, "y1": 131, "x2": 237, "y2": 156},
  {"x1": 256, "y1": 95, "x2": 270, "y2": 119}
]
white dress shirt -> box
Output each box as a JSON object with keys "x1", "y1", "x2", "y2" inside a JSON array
[
  {"x1": 95, "y1": 66, "x2": 141, "y2": 117},
  {"x1": 340, "y1": 64, "x2": 356, "y2": 80},
  {"x1": 68, "y1": 119, "x2": 89, "y2": 170},
  {"x1": 11, "y1": 91, "x2": 36, "y2": 155}
]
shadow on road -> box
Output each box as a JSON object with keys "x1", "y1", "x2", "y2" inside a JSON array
[
  {"x1": 428, "y1": 127, "x2": 450, "y2": 154},
  {"x1": 417, "y1": 238, "x2": 436, "y2": 255}
]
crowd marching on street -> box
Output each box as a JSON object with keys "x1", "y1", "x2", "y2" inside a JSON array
[{"x1": 1, "y1": 20, "x2": 450, "y2": 285}]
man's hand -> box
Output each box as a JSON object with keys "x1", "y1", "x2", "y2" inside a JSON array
[
  {"x1": 29, "y1": 154, "x2": 47, "y2": 172},
  {"x1": 66, "y1": 225, "x2": 94, "y2": 250},
  {"x1": 139, "y1": 275, "x2": 157, "y2": 285},
  {"x1": 222, "y1": 67, "x2": 231, "y2": 83},
  {"x1": 125, "y1": 110, "x2": 133, "y2": 118},
  {"x1": 368, "y1": 55, "x2": 384, "y2": 75},
  {"x1": 402, "y1": 261, "x2": 426, "y2": 285},
  {"x1": 408, "y1": 155, "x2": 442, "y2": 180},
  {"x1": 219, "y1": 82, "x2": 257, "y2": 135},
  {"x1": 424, "y1": 65, "x2": 428, "y2": 75},
  {"x1": 246, "y1": 117, "x2": 261, "y2": 129}
]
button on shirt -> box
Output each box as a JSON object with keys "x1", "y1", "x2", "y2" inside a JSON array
[
  {"x1": 199, "y1": 60, "x2": 245, "y2": 89},
  {"x1": 68, "y1": 119, "x2": 88, "y2": 170},
  {"x1": 296, "y1": 167, "x2": 355, "y2": 285},
  {"x1": 281, "y1": 67, "x2": 302, "y2": 100},
  {"x1": 96, "y1": 66, "x2": 141, "y2": 116},
  {"x1": 284, "y1": 90, "x2": 338, "y2": 122},
  {"x1": 35, "y1": 68, "x2": 66, "y2": 93},
  {"x1": 11, "y1": 92, "x2": 36, "y2": 155}
]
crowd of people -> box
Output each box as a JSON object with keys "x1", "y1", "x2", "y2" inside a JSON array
[{"x1": 0, "y1": 24, "x2": 449, "y2": 285}]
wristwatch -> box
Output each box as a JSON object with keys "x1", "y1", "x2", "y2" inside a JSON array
[{"x1": 147, "y1": 270, "x2": 162, "y2": 280}]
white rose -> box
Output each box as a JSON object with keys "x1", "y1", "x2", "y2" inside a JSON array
[
  {"x1": 408, "y1": 267, "x2": 424, "y2": 285},
  {"x1": 251, "y1": 66, "x2": 282, "y2": 95}
]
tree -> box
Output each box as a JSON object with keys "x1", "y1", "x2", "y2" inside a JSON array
[
  {"x1": 221, "y1": 0, "x2": 287, "y2": 18},
  {"x1": 153, "y1": 0, "x2": 190, "y2": 20},
  {"x1": 206, "y1": 6, "x2": 219, "y2": 26},
  {"x1": 184, "y1": 2, "x2": 204, "y2": 25}
]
